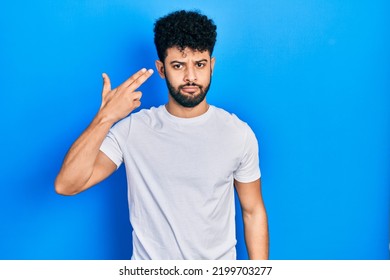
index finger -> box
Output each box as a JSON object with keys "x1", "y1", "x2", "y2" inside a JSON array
[
  {"x1": 120, "y1": 68, "x2": 148, "y2": 88},
  {"x1": 127, "y1": 69, "x2": 154, "y2": 92}
]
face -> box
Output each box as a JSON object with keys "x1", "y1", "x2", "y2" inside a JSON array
[{"x1": 156, "y1": 47, "x2": 215, "y2": 108}]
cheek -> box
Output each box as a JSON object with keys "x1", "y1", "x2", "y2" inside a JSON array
[
  {"x1": 166, "y1": 72, "x2": 184, "y2": 85},
  {"x1": 199, "y1": 70, "x2": 212, "y2": 83}
]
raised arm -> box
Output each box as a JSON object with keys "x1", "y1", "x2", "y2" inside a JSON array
[
  {"x1": 55, "y1": 68, "x2": 153, "y2": 195},
  {"x1": 235, "y1": 178, "x2": 269, "y2": 259}
]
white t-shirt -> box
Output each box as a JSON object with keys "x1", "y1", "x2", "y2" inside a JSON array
[{"x1": 100, "y1": 105, "x2": 260, "y2": 260}]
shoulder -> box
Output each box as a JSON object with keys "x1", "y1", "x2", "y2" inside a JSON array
[
  {"x1": 113, "y1": 106, "x2": 164, "y2": 128},
  {"x1": 211, "y1": 106, "x2": 253, "y2": 133},
  {"x1": 108, "y1": 106, "x2": 162, "y2": 137},
  {"x1": 130, "y1": 106, "x2": 162, "y2": 121},
  {"x1": 210, "y1": 106, "x2": 258, "y2": 148}
]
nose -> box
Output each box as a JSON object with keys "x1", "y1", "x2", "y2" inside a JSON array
[{"x1": 184, "y1": 66, "x2": 197, "y2": 83}]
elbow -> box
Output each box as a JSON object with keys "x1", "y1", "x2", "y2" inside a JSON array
[
  {"x1": 242, "y1": 205, "x2": 268, "y2": 221},
  {"x1": 54, "y1": 177, "x2": 79, "y2": 196}
]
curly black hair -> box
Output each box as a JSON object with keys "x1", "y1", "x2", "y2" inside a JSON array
[{"x1": 153, "y1": 10, "x2": 217, "y2": 62}]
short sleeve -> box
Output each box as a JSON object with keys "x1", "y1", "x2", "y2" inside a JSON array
[
  {"x1": 99, "y1": 119, "x2": 130, "y2": 169},
  {"x1": 233, "y1": 125, "x2": 261, "y2": 183}
]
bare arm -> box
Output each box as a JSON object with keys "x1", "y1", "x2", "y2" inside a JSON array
[
  {"x1": 235, "y1": 178, "x2": 269, "y2": 259},
  {"x1": 55, "y1": 68, "x2": 154, "y2": 195}
]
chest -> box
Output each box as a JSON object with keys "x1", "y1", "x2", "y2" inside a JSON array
[{"x1": 125, "y1": 123, "x2": 244, "y2": 184}]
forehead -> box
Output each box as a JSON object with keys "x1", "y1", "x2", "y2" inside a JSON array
[{"x1": 165, "y1": 47, "x2": 211, "y2": 62}]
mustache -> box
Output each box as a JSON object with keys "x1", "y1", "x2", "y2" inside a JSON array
[{"x1": 179, "y1": 82, "x2": 203, "y2": 88}]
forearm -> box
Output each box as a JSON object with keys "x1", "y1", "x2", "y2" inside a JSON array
[
  {"x1": 243, "y1": 206, "x2": 269, "y2": 260},
  {"x1": 55, "y1": 112, "x2": 114, "y2": 194}
]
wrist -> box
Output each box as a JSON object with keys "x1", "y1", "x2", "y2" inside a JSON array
[{"x1": 93, "y1": 110, "x2": 117, "y2": 128}]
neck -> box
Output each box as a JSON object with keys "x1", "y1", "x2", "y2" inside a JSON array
[{"x1": 165, "y1": 97, "x2": 209, "y2": 118}]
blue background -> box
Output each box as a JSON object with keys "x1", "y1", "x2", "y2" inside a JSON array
[{"x1": 0, "y1": 0, "x2": 389, "y2": 260}]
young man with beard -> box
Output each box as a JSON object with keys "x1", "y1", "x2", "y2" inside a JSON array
[{"x1": 55, "y1": 10, "x2": 268, "y2": 260}]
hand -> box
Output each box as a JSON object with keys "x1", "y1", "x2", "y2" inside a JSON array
[{"x1": 99, "y1": 68, "x2": 154, "y2": 123}]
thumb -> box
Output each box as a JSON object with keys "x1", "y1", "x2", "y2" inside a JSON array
[{"x1": 102, "y1": 73, "x2": 111, "y2": 95}]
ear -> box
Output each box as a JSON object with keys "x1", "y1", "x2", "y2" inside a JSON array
[
  {"x1": 155, "y1": 60, "x2": 165, "y2": 79},
  {"x1": 211, "y1": 57, "x2": 216, "y2": 75}
]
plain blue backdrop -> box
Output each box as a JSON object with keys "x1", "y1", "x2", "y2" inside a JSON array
[{"x1": 0, "y1": 0, "x2": 389, "y2": 259}]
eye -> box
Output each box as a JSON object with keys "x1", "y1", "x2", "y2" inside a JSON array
[
  {"x1": 196, "y1": 62, "x2": 206, "y2": 68},
  {"x1": 172, "y1": 64, "x2": 183, "y2": 69}
]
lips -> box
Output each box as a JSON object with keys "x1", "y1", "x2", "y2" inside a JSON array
[{"x1": 180, "y1": 86, "x2": 199, "y2": 94}]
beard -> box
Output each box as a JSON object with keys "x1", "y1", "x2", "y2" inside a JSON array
[{"x1": 165, "y1": 75, "x2": 212, "y2": 108}]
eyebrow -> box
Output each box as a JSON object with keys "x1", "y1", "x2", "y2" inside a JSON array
[{"x1": 169, "y1": 59, "x2": 209, "y2": 65}]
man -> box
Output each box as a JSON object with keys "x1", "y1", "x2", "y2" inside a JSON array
[{"x1": 55, "y1": 10, "x2": 268, "y2": 260}]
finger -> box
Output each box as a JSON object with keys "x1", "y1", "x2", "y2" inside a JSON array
[
  {"x1": 102, "y1": 73, "x2": 111, "y2": 95},
  {"x1": 127, "y1": 69, "x2": 154, "y2": 92},
  {"x1": 132, "y1": 91, "x2": 142, "y2": 100},
  {"x1": 121, "y1": 68, "x2": 149, "y2": 88},
  {"x1": 132, "y1": 100, "x2": 141, "y2": 110}
]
